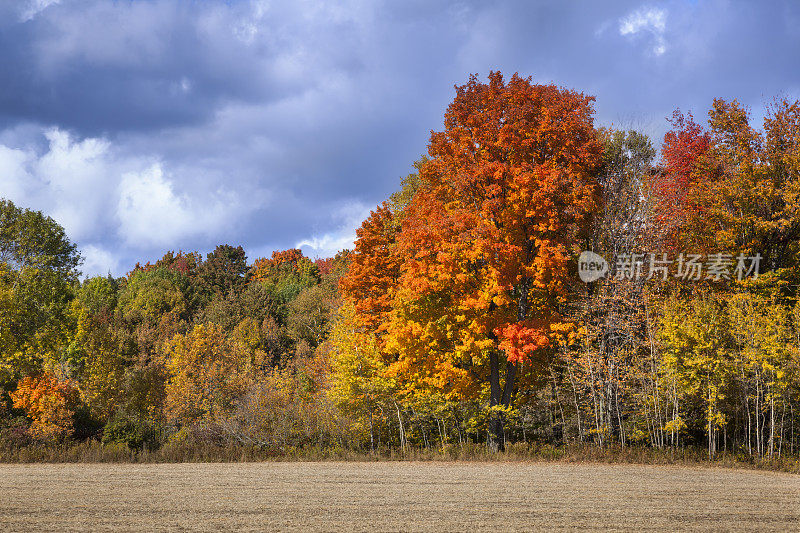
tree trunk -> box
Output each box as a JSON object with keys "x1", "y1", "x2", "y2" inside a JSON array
[
  {"x1": 369, "y1": 409, "x2": 375, "y2": 453},
  {"x1": 488, "y1": 351, "x2": 518, "y2": 452},
  {"x1": 488, "y1": 350, "x2": 503, "y2": 451},
  {"x1": 488, "y1": 276, "x2": 527, "y2": 452},
  {"x1": 395, "y1": 401, "x2": 406, "y2": 453}
]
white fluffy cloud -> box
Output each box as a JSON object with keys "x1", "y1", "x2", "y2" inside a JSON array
[
  {"x1": 0, "y1": 128, "x2": 123, "y2": 244},
  {"x1": 81, "y1": 244, "x2": 119, "y2": 277},
  {"x1": 0, "y1": 145, "x2": 31, "y2": 201},
  {"x1": 619, "y1": 6, "x2": 668, "y2": 56},
  {"x1": 117, "y1": 164, "x2": 235, "y2": 248},
  {"x1": 35, "y1": 129, "x2": 113, "y2": 241},
  {"x1": 296, "y1": 201, "x2": 374, "y2": 259},
  {"x1": 0, "y1": 127, "x2": 250, "y2": 276}
]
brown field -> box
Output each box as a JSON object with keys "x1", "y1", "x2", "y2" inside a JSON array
[{"x1": 1, "y1": 462, "x2": 799, "y2": 531}]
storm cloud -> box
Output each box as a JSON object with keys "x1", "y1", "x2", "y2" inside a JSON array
[{"x1": 0, "y1": 0, "x2": 798, "y2": 275}]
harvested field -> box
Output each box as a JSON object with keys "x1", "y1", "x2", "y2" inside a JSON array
[{"x1": 1, "y1": 462, "x2": 798, "y2": 531}]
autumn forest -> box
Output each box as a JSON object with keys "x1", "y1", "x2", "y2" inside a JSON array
[{"x1": 3, "y1": 72, "x2": 800, "y2": 464}]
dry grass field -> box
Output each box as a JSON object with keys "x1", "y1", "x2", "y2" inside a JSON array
[{"x1": 1, "y1": 462, "x2": 799, "y2": 531}]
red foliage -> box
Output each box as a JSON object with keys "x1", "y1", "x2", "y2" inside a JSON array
[
  {"x1": 314, "y1": 257, "x2": 335, "y2": 278},
  {"x1": 129, "y1": 251, "x2": 202, "y2": 277},
  {"x1": 652, "y1": 110, "x2": 712, "y2": 247}
]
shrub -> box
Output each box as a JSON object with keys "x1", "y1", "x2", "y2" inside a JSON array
[
  {"x1": 0, "y1": 415, "x2": 32, "y2": 449},
  {"x1": 102, "y1": 412, "x2": 159, "y2": 451},
  {"x1": 72, "y1": 406, "x2": 104, "y2": 440}
]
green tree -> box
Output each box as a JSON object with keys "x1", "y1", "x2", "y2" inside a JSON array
[
  {"x1": 0, "y1": 198, "x2": 80, "y2": 276},
  {"x1": 198, "y1": 244, "x2": 248, "y2": 297},
  {"x1": 0, "y1": 199, "x2": 81, "y2": 385}
]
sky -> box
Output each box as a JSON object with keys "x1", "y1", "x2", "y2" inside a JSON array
[{"x1": 1, "y1": 0, "x2": 799, "y2": 277}]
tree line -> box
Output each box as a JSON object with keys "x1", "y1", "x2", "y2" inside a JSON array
[{"x1": 2, "y1": 72, "x2": 799, "y2": 459}]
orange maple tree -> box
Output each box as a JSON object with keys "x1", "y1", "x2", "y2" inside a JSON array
[
  {"x1": 10, "y1": 373, "x2": 79, "y2": 441},
  {"x1": 341, "y1": 72, "x2": 603, "y2": 446},
  {"x1": 339, "y1": 203, "x2": 401, "y2": 340}
]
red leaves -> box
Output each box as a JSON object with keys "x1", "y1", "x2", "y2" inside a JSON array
[
  {"x1": 662, "y1": 110, "x2": 711, "y2": 191},
  {"x1": 494, "y1": 323, "x2": 551, "y2": 364},
  {"x1": 314, "y1": 257, "x2": 335, "y2": 278},
  {"x1": 129, "y1": 251, "x2": 202, "y2": 277},
  {"x1": 651, "y1": 110, "x2": 712, "y2": 249}
]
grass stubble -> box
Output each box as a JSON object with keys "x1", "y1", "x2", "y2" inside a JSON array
[{"x1": 1, "y1": 461, "x2": 799, "y2": 531}]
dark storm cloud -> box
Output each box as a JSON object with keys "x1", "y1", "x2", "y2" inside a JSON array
[
  {"x1": 0, "y1": 0, "x2": 342, "y2": 134},
  {"x1": 0, "y1": 0, "x2": 798, "y2": 275}
]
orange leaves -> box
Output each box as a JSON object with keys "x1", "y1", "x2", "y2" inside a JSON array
[
  {"x1": 339, "y1": 203, "x2": 400, "y2": 338},
  {"x1": 394, "y1": 72, "x2": 600, "y2": 365},
  {"x1": 10, "y1": 373, "x2": 78, "y2": 441},
  {"x1": 257, "y1": 248, "x2": 305, "y2": 269}
]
